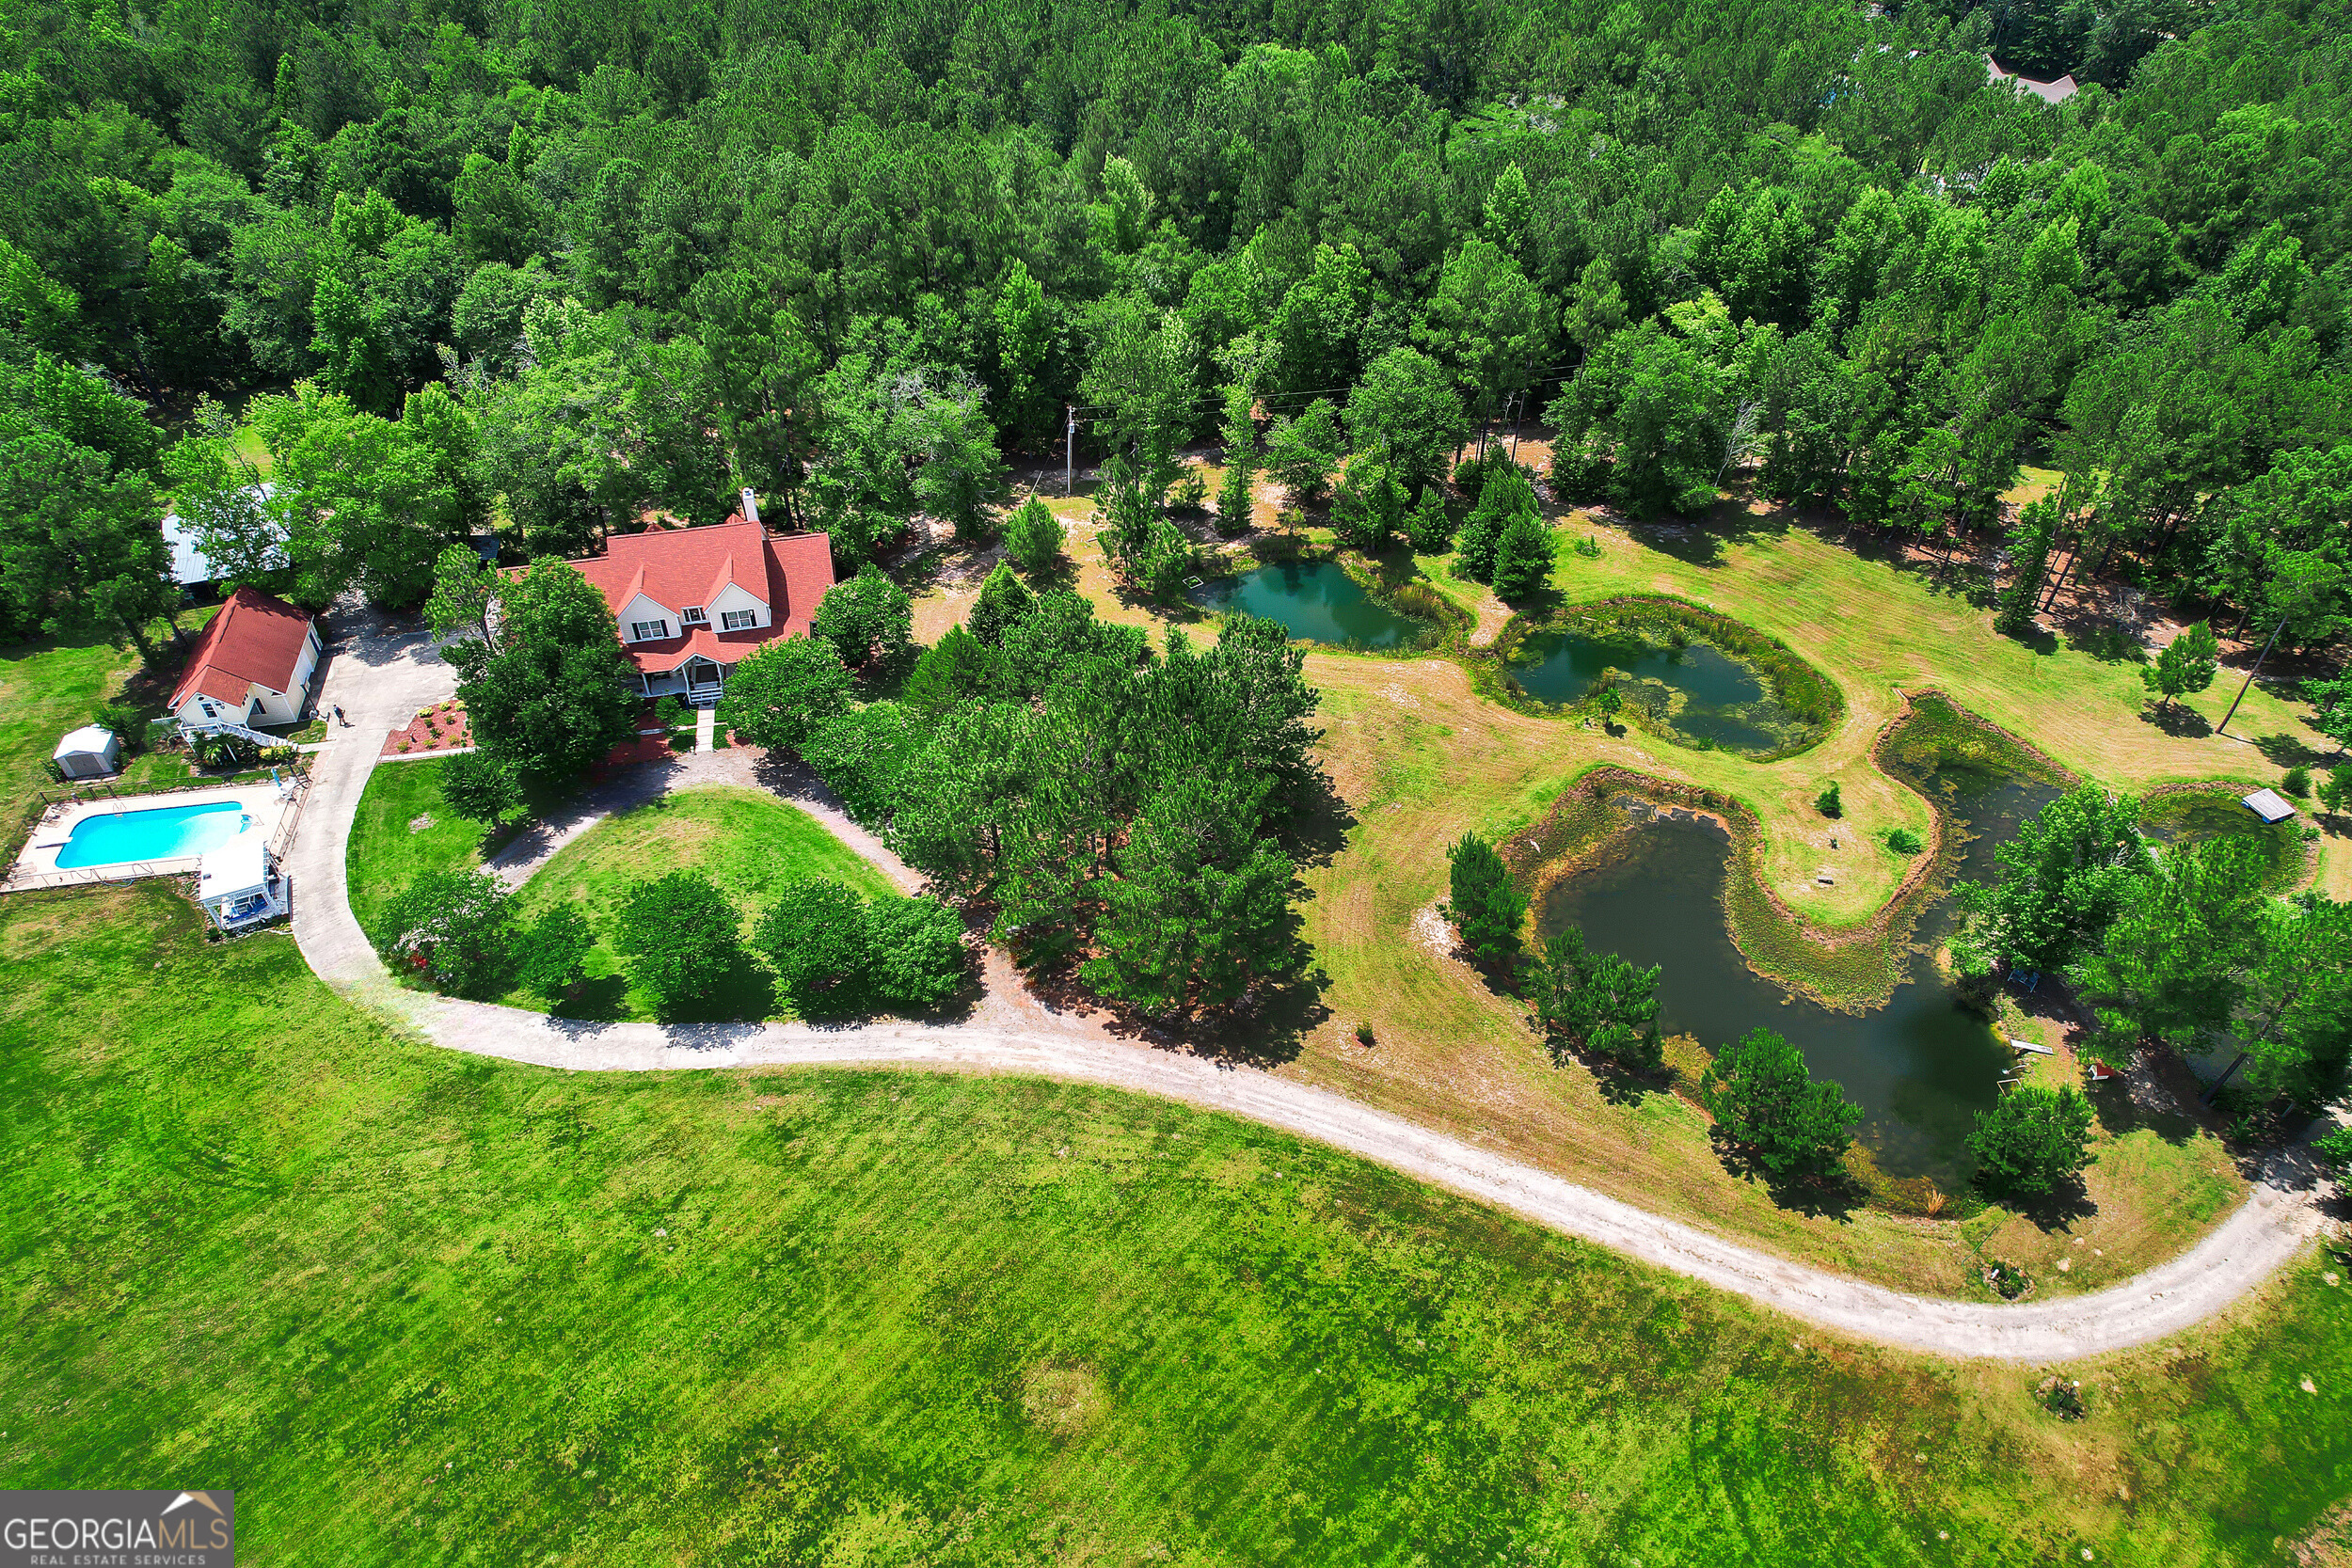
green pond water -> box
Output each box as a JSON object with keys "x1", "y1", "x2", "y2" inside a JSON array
[
  {"x1": 1191, "y1": 561, "x2": 1431, "y2": 650},
  {"x1": 1508, "y1": 629, "x2": 1796, "y2": 753},
  {"x1": 1535, "y1": 761, "x2": 2060, "y2": 1184}
]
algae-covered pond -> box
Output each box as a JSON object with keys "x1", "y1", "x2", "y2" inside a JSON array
[
  {"x1": 1508, "y1": 629, "x2": 1792, "y2": 753},
  {"x1": 1536, "y1": 760, "x2": 2061, "y2": 1185},
  {"x1": 1190, "y1": 561, "x2": 1433, "y2": 650}
]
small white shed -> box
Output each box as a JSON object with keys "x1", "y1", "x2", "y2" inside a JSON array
[
  {"x1": 53, "y1": 724, "x2": 120, "y2": 780},
  {"x1": 2243, "y1": 788, "x2": 2296, "y2": 823},
  {"x1": 197, "y1": 838, "x2": 288, "y2": 930}
]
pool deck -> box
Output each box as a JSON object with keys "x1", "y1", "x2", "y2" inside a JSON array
[{"x1": 6, "y1": 783, "x2": 303, "y2": 892}]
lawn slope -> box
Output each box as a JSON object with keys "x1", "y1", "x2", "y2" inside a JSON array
[{"x1": 2, "y1": 884, "x2": 2346, "y2": 1565}]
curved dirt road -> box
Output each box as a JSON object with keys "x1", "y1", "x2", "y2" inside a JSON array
[{"x1": 287, "y1": 617, "x2": 2336, "y2": 1365}]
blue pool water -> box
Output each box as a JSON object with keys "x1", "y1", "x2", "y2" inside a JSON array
[{"x1": 56, "y1": 800, "x2": 253, "y2": 868}]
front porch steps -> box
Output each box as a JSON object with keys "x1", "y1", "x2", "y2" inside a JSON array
[{"x1": 694, "y1": 705, "x2": 716, "y2": 753}]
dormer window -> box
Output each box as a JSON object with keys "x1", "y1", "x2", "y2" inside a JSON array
[
  {"x1": 680, "y1": 607, "x2": 707, "y2": 626},
  {"x1": 630, "y1": 619, "x2": 669, "y2": 641},
  {"x1": 722, "y1": 609, "x2": 757, "y2": 631}
]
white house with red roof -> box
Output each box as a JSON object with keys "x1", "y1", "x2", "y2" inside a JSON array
[
  {"x1": 168, "y1": 585, "x2": 324, "y2": 731},
  {"x1": 563, "y1": 514, "x2": 834, "y2": 704}
]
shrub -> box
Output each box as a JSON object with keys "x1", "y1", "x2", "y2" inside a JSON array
[
  {"x1": 1966, "y1": 1084, "x2": 2096, "y2": 1198},
  {"x1": 1573, "y1": 534, "x2": 1602, "y2": 559},
  {"x1": 1698, "y1": 1027, "x2": 1861, "y2": 1178},
  {"x1": 1985, "y1": 1260, "x2": 2033, "y2": 1300},
  {"x1": 1354, "y1": 1022, "x2": 1375, "y2": 1045},
  {"x1": 2316, "y1": 1125, "x2": 2352, "y2": 1172},
  {"x1": 614, "y1": 872, "x2": 744, "y2": 1014},
  {"x1": 1442, "y1": 832, "x2": 1526, "y2": 967},
  {"x1": 516, "y1": 906, "x2": 595, "y2": 1001},
  {"x1": 866, "y1": 895, "x2": 970, "y2": 1011},
  {"x1": 1885, "y1": 826, "x2": 1925, "y2": 856},
  {"x1": 1816, "y1": 781, "x2": 1842, "y2": 817},
  {"x1": 2284, "y1": 765, "x2": 2312, "y2": 798},
  {"x1": 372, "y1": 870, "x2": 516, "y2": 997},
  {"x1": 2036, "y1": 1376, "x2": 2084, "y2": 1419},
  {"x1": 753, "y1": 879, "x2": 969, "y2": 1017},
  {"x1": 92, "y1": 700, "x2": 145, "y2": 753},
  {"x1": 754, "y1": 877, "x2": 874, "y2": 1017}
]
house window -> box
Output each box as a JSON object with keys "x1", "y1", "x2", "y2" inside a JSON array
[
  {"x1": 680, "y1": 607, "x2": 707, "y2": 625},
  {"x1": 199, "y1": 701, "x2": 218, "y2": 719},
  {"x1": 630, "y1": 619, "x2": 669, "y2": 641},
  {"x1": 722, "y1": 609, "x2": 757, "y2": 631}
]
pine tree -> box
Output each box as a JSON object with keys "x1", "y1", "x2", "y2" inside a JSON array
[
  {"x1": 1994, "y1": 500, "x2": 2055, "y2": 637},
  {"x1": 1489, "y1": 502, "x2": 1555, "y2": 598},
  {"x1": 968, "y1": 561, "x2": 1038, "y2": 644},
  {"x1": 1528, "y1": 926, "x2": 1663, "y2": 1070},
  {"x1": 1004, "y1": 495, "x2": 1067, "y2": 577},
  {"x1": 2141, "y1": 621, "x2": 2219, "y2": 711},
  {"x1": 1406, "y1": 486, "x2": 1454, "y2": 553},
  {"x1": 1215, "y1": 382, "x2": 1256, "y2": 536},
  {"x1": 903, "y1": 624, "x2": 999, "y2": 717},
  {"x1": 1443, "y1": 832, "x2": 1527, "y2": 967},
  {"x1": 1699, "y1": 1027, "x2": 1861, "y2": 1179}
]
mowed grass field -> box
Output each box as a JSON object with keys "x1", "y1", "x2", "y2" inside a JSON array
[{"x1": 3, "y1": 883, "x2": 2349, "y2": 1565}]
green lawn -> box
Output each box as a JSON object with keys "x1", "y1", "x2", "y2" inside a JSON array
[
  {"x1": 345, "y1": 756, "x2": 489, "y2": 932},
  {"x1": 0, "y1": 632, "x2": 166, "y2": 839},
  {"x1": 3, "y1": 883, "x2": 2348, "y2": 1565},
  {"x1": 507, "y1": 785, "x2": 898, "y2": 1022}
]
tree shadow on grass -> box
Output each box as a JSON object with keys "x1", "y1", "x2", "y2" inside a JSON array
[
  {"x1": 2252, "y1": 731, "x2": 2329, "y2": 768},
  {"x1": 1988, "y1": 1173, "x2": 2099, "y2": 1233},
  {"x1": 644, "y1": 948, "x2": 776, "y2": 1025},
  {"x1": 1707, "y1": 1132, "x2": 1867, "y2": 1221},
  {"x1": 1285, "y1": 768, "x2": 1359, "y2": 872},
  {"x1": 2137, "y1": 703, "x2": 2214, "y2": 739}
]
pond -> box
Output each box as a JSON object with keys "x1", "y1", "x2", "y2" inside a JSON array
[
  {"x1": 1535, "y1": 761, "x2": 2060, "y2": 1185},
  {"x1": 1190, "y1": 561, "x2": 1432, "y2": 650},
  {"x1": 1507, "y1": 629, "x2": 1793, "y2": 753}
]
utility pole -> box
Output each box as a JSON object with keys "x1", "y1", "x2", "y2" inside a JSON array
[
  {"x1": 1065, "y1": 405, "x2": 1076, "y2": 498},
  {"x1": 2218, "y1": 612, "x2": 2290, "y2": 737}
]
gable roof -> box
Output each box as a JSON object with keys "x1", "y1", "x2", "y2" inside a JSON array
[
  {"x1": 1986, "y1": 56, "x2": 2078, "y2": 104},
  {"x1": 170, "y1": 586, "x2": 316, "y2": 710},
  {"x1": 564, "y1": 517, "x2": 836, "y2": 673}
]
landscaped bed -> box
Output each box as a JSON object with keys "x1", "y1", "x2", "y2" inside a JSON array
[
  {"x1": 503, "y1": 785, "x2": 897, "y2": 1021},
  {"x1": 381, "y1": 700, "x2": 472, "y2": 757}
]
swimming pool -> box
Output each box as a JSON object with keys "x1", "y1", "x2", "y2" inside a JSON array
[{"x1": 55, "y1": 800, "x2": 256, "y2": 868}]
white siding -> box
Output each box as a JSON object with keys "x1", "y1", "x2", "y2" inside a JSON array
[
  {"x1": 617, "y1": 592, "x2": 677, "y2": 641},
  {"x1": 708, "y1": 580, "x2": 769, "y2": 629}
]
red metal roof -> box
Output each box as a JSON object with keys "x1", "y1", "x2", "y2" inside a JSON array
[
  {"x1": 564, "y1": 517, "x2": 835, "y2": 673},
  {"x1": 169, "y1": 585, "x2": 316, "y2": 710}
]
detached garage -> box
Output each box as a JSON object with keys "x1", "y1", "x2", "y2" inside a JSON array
[{"x1": 52, "y1": 725, "x2": 120, "y2": 780}]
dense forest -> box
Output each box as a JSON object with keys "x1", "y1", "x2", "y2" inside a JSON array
[{"x1": 1, "y1": 0, "x2": 2349, "y2": 650}]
